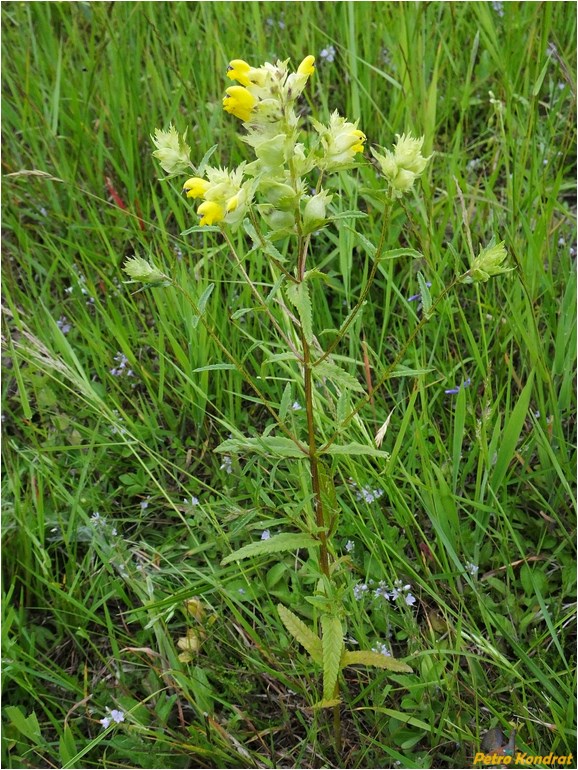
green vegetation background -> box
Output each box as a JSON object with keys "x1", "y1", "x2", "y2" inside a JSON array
[{"x1": 2, "y1": 2, "x2": 576, "y2": 768}]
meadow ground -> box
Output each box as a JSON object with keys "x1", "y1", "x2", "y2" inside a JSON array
[{"x1": 2, "y1": 3, "x2": 576, "y2": 768}]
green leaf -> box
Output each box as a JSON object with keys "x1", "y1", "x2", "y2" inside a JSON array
[
  {"x1": 490, "y1": 371, "x2": 534, "y2": 491},
  {"x1": 417, "y1": 272, "x2": 432, "y2": 316},
  {"x1": 4, "y1": 707, "x2": 42, "y2": 744},
  {"x1": 59, "y1": 726, "x2": 77, "y2": 767},
  {"x1": 279, "y1": 383, "x2": 293, "y2": 420},
  {"x1": 197, "y1": 143, "x2": 218, "y2": 176},
  {"x1": 321, "y1": 614, "x2": 344, "y2": 701},
  {"x1": 312, "y1": 698, "x2": 342, "y2": 709},
  {"x1": 315, "y1": 360, "x2": 365, "y2": 393},
  {"x1": 191, "y1": 283, "x2": 215, "y2": 328},
  {"x1": 193, "y1": 363, "x2": 236, "y2": 372},
  {"x1": 341, "y1": 650, "x2": 413, "y2": 673},
  {"x1": 304, "y1": 268, "x2": 330, "y2": 284},
  {"x1": 286, "y1": 281, "x2": 314, "y2": 344},
  {"x1": 321, "y1": 442, "x2": 389, "y2": 458},
  {"x1": 181, "y1": 225, "x2": 221, "y2": 235},
  {"x1": 392, "y1": 364, "x2": 434, "y2": 377},
  {"x1": 215, "y1": 436, "x2": 306, "y2": 458},
  {"x1": 330, "y1": 210, "x2": 368, "y2": 221},
  {"x1": 277, "y1": 604, "x2": 323, "y2": 664},
  {"x1": 221, "y1": 533, "x2": 320, "y2": 565}
]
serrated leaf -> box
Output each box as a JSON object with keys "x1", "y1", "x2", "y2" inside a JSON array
[
  {"x1": 215, "y1": 436, "x2": 306, "y2": 458},
  {"x1": 321, "y1": 614, "x2": 344, "y2": 701},
  {"x1": 417, "y1": 272, "x2": 432, "y2": 316},
  {"x1": 197, "y1": 283, "x2": 215, "y2": 314},
  {"x1": 196, "y1": 144, "x2": 218, "y2": 176},
  {"x1": 193, "y1": 363, "x2": 236, "y2": 372},
  {"x1": 317, "y1": 460, "x2": 338, "y2": 525},
  {"x1": 392, "y1": 365, "x2": 434, "y2": 377},
  {"x1": 279, "y1": 383, "x2": 293, "y2": 420},
  {"x1": 341, "y1": 650, "x2": 413, "y2": 673},
  {"x1": 315, "y1": 361, "x2": 365, "y2": 393},
  {"x1": 321, "y1": 442, "x2": 390, "y2": 458},
  {"x1": 181, "y1": 225, "x2": 221, "y2": 235},
  {"x1": 330, "y1": 210, "x2": 368, "y2": 221},
  {"x1": 277, "y1": 604, "x2": 323, "y2": 664},
  {"x1": 303, "y1": 268, "x2": 330, "y2": 284},
  {"x1": 286, "y1": 281, "x2": 314, "y2": 344},
  {"x1": 262, "y1": 239, "x2": 287, "y2": 263},
  {"x1": 221, "y1": 533, "x2": 319, "y2": 565},
  {"x1": 243, "y1": 219, "x2": 259, "y2": 243},
  {"x1": 312, "y1": 698, "x2": 342, "y2": 710}
]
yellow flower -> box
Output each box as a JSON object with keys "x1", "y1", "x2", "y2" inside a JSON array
[
  {"x1": 312, "y1": 111, "x2": 366, "y2": 169},
  {"x1": 226, "y1": 59, "x2": 252, "y2": 87},
  {"x1": 183, "y1": 177, "x2": 210, "y2": 199},
  {"x1": 197, "y1": 200, "x2": 225, "y2": 226},
  {"x1": 351, "y1": 129, "x2": 366, "y2": 155},
  {"x1": 297, "y1": 55, "x2": 315, "y2": 76},
  {"x1": 226, "y1": 195, "x2": 239, "y2": 212},
  {"x1": 223, "y1": 85, "x2": 257, "y2": 122}
]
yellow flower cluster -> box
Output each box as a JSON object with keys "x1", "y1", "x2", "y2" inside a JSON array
[
  {"x1": 371, "y1": 134, "x2": 430, "y2": 197},
  {"x1": 223, "y1": 55, "x2": 316, "y2": 124},
  {"x1": 182, "y1": 165, "x2": 251, "y2": 226},
  {"x1": 311, "y1": 111, "x2": 366, "y2": 171}
]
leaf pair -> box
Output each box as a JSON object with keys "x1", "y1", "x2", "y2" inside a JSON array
[{"x1": 277, "y1": 604, "x2": 412, "y2": 708}]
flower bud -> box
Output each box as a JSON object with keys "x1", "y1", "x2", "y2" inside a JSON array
[
  {"x1": 151, "y1": 125, "x2": 191, "y2": 175},
  {"x1": 462, "y1": 240, "x2": 512, "y2": 283},
  {"x1": 302, "y1": 190, "x2": 332, "y2": 234},
  {"x1": 371, "y1": 133, "x2": 430, "y2": 197},
  {"x1": 123, "y1": 256, "x2": 166, "y2": 285}
]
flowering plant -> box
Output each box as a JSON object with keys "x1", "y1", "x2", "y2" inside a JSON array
[{"x1": 131, "y1": 53, "x2": 508, "y2": 747}]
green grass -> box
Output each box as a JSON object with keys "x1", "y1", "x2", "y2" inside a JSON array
[{"x1": 2, "y1": 2, "x2": 576, "y2": 768}]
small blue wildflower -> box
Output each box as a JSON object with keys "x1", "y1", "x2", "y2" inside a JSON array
[
  {"x1": 445, "y1": 377, "x2": 471, "y2": 395},
  {"x1": 345, "y1": 539, "x2": 355, "y2": 553},
  {"x1": 56, "y1": 316, "x2": 72, "y2": 334},
  {"x1": 110, "y1": 352, "x2": 134, "y2": 378},
  {"x1": 353, "y1": 582, "x2": 369, "y2": 601},
  {"x1": 184, "y1": 496, "x2": 199, "y2": 507},
  {"x1": 491, "y1": 1, "x2": 504, "y2": 16},
  {"x1": 319, "y1": 46, "x2": 336, "y2": 64},
  {"x1": 407, "y1": 282, "x2": 432, "y2": 302},
  {"x1": 220, "y1": 455, "x2": 233, "y2": 474},
  {"x1": 291, "y1": 401, "x2": 302, "y2": 411},
  {"x1": 465, "y1": 561, "x2": 479, "y2": 576},
  {"x1": 374, "y1": 581, "x2": 391, "y2": 600},
  {"x1": 371, "y1": 642, "x2": 391, "y2": 657},
  {"x1": 100, "y1": 709, "x2": 125, "y2": 729},
  {"x1": 261, "y1": 529, "x2": 271, "y2": 540}
]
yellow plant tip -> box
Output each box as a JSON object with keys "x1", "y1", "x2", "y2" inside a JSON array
[
  {"x1": 226, "y1": 195, "x2": 239, "y2": 212},
  {"x1": 227, "y1": 59, "x2": 252, "y2": 86},
  {"x1": 297, "y1": 55, "x2": 316, "y2": 76},
  {"x1": 223, "y1": 85, "x2": 256, "y2": 121},
  {"x1": 183, "y1": 177, "x2": 210, "y2": 199},
  {"x1": 197, "y1": 200, "x2": 225, "y2": 226}
]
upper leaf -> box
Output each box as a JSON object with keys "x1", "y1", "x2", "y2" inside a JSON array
[
  {"x1": 221, "y1": 533, "x2": 320, "y2": 565},
  {"x1": 321, "y1": 614, "x2": 344, "y2": 701},
  {"x1": 277, "y1": 604, "x2": 323, "y2": 664},
  {"x1": 341, "y1": 650, "x2": 412, "y2": 673}
]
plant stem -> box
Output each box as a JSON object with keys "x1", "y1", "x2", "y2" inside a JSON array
[{"x1": 301, "y1": 329, "x2": 330, "y2": 578}]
